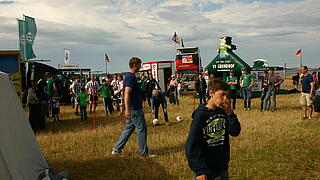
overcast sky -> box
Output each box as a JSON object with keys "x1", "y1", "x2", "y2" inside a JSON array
[{"x1": 0, "y1": 0, "x2": 319, "y2": 73}]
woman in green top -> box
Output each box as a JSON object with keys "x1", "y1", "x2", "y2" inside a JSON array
[
  {"x1": 226, "y1": 70, "x2": 238, "y2": 110},
  {"x1": 240, "y1": 68, "x2": 255, "y2": 110},
  {"x1": 98, "y1": 79, "x2": 113, "y2": 115}
]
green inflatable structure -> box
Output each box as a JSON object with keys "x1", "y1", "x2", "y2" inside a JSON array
[{"x1": 206, "y1": 36, "x2": 251, "y2": 79}]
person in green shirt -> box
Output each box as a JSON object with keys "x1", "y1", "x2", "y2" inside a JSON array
[
  {"x1": 77, "y1": 87, "x2": 88, "y2": 120},
  {"x1": 226, "y1": 69, "x2": 238, "y2": 110},
  {"x1": 46, "y1": 73, "x2": 57, "y2": 117},
  {"x1": 240, "y1": 68, "x2": 254, "y2": 110},
  {"x1": 98, "y1": 79, "x2": 113, "y2": 115}
]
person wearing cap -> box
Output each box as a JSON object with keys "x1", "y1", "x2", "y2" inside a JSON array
[
  {"x1": 169, "y1": 75, "x2": 179, "y2": 105},
  {"x1": 152, "y1": 90, "x2": 169, "y2": 125}
]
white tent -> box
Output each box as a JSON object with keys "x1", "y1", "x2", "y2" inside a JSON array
[{"x1": 0, "y1": 71, "x2": 49, "y2": 179}]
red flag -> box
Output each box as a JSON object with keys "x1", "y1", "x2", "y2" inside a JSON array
[
  {"x1": 295, "y1": 49, "x2": 302, "y2": 57},
  {"x1": 105, "y1": 53, "x2": 110, "y2": 62},
  {"x1": 172, "y1": 32, "x2": 180, "y2": 44}
]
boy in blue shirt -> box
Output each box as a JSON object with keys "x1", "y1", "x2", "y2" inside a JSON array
[{"x1": 152, "y1": 90, "x2": 169, "y2": 125}]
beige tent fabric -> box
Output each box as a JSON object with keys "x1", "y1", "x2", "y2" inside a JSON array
[{"x1": 0, "y1": 71, "x2": 48, "y2": 180}]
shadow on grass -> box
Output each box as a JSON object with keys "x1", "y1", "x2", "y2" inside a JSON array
[
  {"x1": 49, "y1": 156, "x2": 176, "y2": 180},
  {"x1": 41, "y1": 113, "x2": 125, "y2": 134}
]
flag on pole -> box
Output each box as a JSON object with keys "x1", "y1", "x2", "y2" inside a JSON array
[
  {"x1": 172, "y1": 32, "x2": 180, "y2": 44},
  {"x1": 105, "y1": 53, "x2": 110, "y2": 62},
  {"x1": 24, "y1": 15, "x2": 37, "y2": 60},
  {"x1": 64, "y1": 49, "x2": 70, "y2": 64},
  {"x1": 181, "y1": 38, "x2": 184, "y2": 47},
  {"x1": 295, "y1": 49, "x2": 302, "y2": 57},
  {"x1": 18, "y1": 19, "x2": 26, "y2": 60}
]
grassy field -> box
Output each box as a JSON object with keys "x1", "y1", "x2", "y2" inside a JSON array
[{"x1": 34, "y1": 80, "x2": 320, "y2": 180}]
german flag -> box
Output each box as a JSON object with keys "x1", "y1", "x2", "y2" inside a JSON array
[
  {"x1": 105, "y1": 53, "x2": 110, "y2": 62},
  {"x1": 295, "y1": 49, "x2": 302, "y2": 57}
]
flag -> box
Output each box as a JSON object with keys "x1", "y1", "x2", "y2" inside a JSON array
[
  {"x1": 172, "y1": 32, "x2": 180, "y2": 44},
  {"x1": 18, "y1": 19, "x2": 26, "y2": 60},
  {"x1": 181, "y1": 38, "x2": 184, "y2": 47},
  {"x1": 64, "y1": 49, "x2": 70, "y2": 64},
  {"x1": 105, "y1": 53, "x2": 110, "y2": 62},
  {"x1": 295, "y1": 49, "x2": 302, "y2": 57},
  {"x1": 18, "y1": 15, "x2": 37, "y2": 60}
]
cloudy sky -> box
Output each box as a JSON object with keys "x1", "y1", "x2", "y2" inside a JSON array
[{"x1": 0, "y1": 0, "x2": 319, "y2": 73}]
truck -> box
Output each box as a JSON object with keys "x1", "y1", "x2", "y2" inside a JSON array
[{"x1": 175, "y1": 47, "x2": 201, "y2": 90}]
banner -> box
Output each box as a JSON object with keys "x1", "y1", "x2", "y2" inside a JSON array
[
  {"x1": 64, "y1": 49, "x2": 70, "y2": 64},
  {"x1": 18, "y1": 15, "x2": 37, "y2": 60},
  {"x1": 182, "y1": 55, "x2": 193, "y2": 64}
]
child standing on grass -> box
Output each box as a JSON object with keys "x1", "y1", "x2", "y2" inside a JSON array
[
  {"x1": 185, "y1": 79, "x2": 241, "y2": 180},
  {"x1": 77, "y1": 87, "x2": 88, "y2": 120}
]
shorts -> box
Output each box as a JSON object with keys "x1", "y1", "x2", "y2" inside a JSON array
[
  {"x1": 89, "y1": 95, "x2": 98, "y2": 104},
  {"x1": 118, "y1": 98, "x2": 124, "y2": 105},
  {"x1": 300, "y1": 93, "x2": 313, "y2": 106}
]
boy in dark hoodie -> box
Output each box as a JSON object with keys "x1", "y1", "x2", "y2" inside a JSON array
[{"x1": 185, "y1": 78, "x2": 241, "y2": 180}]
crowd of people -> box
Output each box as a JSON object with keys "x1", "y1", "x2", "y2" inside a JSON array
[{"x1": 25, "y1": 56, "x2": 320, "y2": 179}]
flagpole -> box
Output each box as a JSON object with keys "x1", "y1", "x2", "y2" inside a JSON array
[
  {"x1": 105, "y1": 61, "x2": 108, "y2": 75},
  {"x1": 300, "y1": 54, "x2": 302, "y2": 67}
]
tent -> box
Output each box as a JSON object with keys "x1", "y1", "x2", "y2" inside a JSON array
[
  {"x1": 206, "y1": 51, "x2": 251, "y2": 79},
  {"x1": 0, "y1": 71, "x2": 68, "y2": 179}
]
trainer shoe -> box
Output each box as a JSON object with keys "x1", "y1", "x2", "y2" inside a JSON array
[
  {"x1": 111, "y1": 150, "x2": 121, "y2": 155},
  {"x1": 308, "y1": 116, "x2": 312, "y2": 120},
  {"x1": 141, "y1": 154, "x2": 157, "y2": 158}
]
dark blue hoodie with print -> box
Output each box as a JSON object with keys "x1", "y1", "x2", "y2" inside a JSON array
[{"x1": 185, "y1": 104, "x2": 241, "y2": 177}]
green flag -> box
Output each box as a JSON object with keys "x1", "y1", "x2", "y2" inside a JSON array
[
  {"x1": 18, "y1": 19, "x2": 26, "y2": 60},
  {"x1": 20, "y1": 15, "x2": 37, "y2": 60}
]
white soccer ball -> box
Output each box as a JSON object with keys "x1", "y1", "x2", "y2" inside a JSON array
[
  {"x1": 176, "y1": 116, "x2": 183, "y2": 122},
  {"x1": 152, "y1": 119, "x2": 159, "y2": 126}
]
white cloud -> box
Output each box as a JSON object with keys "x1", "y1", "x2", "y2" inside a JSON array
[{"x1": 0, "y1": 0, "x2": 319, "y2": 72}]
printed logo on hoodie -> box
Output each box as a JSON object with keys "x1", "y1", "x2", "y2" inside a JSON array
[{"x1": 202, "y1": 114, "x2": 226, "y2": 147}]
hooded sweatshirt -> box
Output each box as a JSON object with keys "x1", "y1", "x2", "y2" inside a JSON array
[{"x1": 185, "y1": 104, "x2": 241, "y2": 177}]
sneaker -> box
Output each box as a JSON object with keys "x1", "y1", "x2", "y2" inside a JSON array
[
  {"x1": 111, "y1": 150, "x2": 121, "y2": 155},
  {"x1": 244, "y1": 108, "x2": 247, "y2": 111},
  {"x1": 308, "y1": 116, "x2": 312, "y2": 120},
  {"x1": 247, "y1": 108, "x2": 250, "y2": 111},
  {"x1": 141, "y1": 154, "x2": 157, "y2": 158}
]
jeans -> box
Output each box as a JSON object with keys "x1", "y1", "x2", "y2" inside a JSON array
[
  {"x1": 260, "y1": 91, "x2": 267, "y2": 110},
  {"x1": 193, "y1": 169, "x2": 229, "y2": 180},
  {"x1": 113, "y1": 109, "x2": 149, "y2": 156},
  {"x1": 263, "y1": 90, "x2": 276, "y2": 111},
  {"x1": 199, "y1": 91, "x2": 206, "y2": 104},
  {"x1": 241, "y1": 87, "x2": 252, "y2": 109},
  {"x1": 154, "y1": 103, "x2": 169, "y2": 122},
  {"x1": 103, "y1": 97, "x2": 113, "y2": 114},
  {"x1": 80, "y1": 105, "x2": 87, "y2": 119}
]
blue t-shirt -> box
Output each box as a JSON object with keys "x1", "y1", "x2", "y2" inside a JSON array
[
  {"x1": 124, "y1": 72, "x2": 142, "y2": 110},
  {"x1": 301, "y1": 74, "x2": 314, "y2": 93}
]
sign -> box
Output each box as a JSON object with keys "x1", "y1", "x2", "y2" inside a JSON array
[
  {"x1": 182, "y1": 55, "x2": 193, "y2": 64},
  {"x1": 58, "y1": 64, "x2": 79, "y2": 69},
  {"x1": 151, "y1": 63, "x2": 158, "y2": 80},
  {"x1": 211, "y1": 59, "x2": 235, "y2": 72},
  {"x1": 64, "y1": 49, "x2": 70, "y2": 64},
  {"x1": 142, "y1": 63, "x2": 151, "y2": 70}
]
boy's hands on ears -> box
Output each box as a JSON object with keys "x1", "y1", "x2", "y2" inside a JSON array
[{"x1": 196, "y1": 175, "x2": 208, "y2": 180}]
